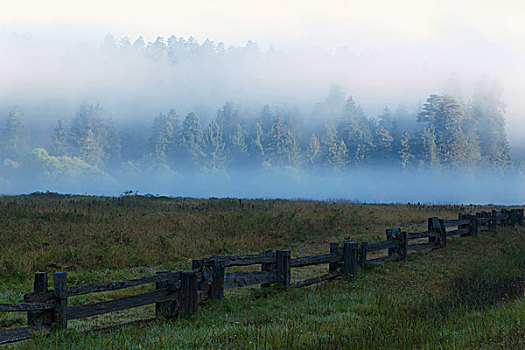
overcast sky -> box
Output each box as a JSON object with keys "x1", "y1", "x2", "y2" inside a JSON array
[
  {"x1": 1, "y1": 0, "x2": 525, "y2": 144},
  {"x1": 1, "y1": 1, "x2": 524, "y2": 48}
]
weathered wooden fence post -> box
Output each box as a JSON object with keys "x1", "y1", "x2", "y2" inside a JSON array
[
  {"x1": 343, "y1": 241, "x2": 358, "y2": 279},
  {"x1": 511, "y1": 209, "x2": 519, "y2": 226},
  {"x1": 53, "y1": 271, "x2": 68, "y2": 331},
  {"x1": 329, "y1": 242, "x2": 340, "y2": 273},
  {"x1": 181, "y1": 271, "x2": 198, "y2": 316},
  {"x1": 516, "y1": 209, "x2": 525, "y2": 226},
  {"x1": 210, "y1": 259, "x2": 225, "y2": 300},
  {"x1": 359, "y1": 242, "x2": 368, "y2": 268},
  {"x1": 439, "y1": 218, "x2": 447, "y2": 247},
  {"x1": 469, "y1": 215, "x2": 478, "y2": 236},
  {"x1": 428, "y1": 217, "x2": 445, "y2": 247},
  {"x1": 276, "y1": 250, "x2": 291, "y2": 287},
  {"x1": 155, "y1": 270, "x2": 170, "y2": 319},
  {"x1": 491, "y1": 210, "x2": 497, "y2": 230},
  {"x1": 27, "y1": 272, "x2": 48, "y2": 326},
  {"x1": 400, "y1": 231, "x2": 408, "y2": 262},
  {"x1": 261, "y1": 250, "x2": 275, "y2": 288}
]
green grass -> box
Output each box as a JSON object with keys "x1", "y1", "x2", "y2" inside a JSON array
[{"x1": 0, "y1": 194, "x2": 524, "y2": 349}]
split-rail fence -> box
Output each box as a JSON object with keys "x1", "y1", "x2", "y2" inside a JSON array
[{"x1": 1, "y1": 208, "x2": 523, "y2": 345}]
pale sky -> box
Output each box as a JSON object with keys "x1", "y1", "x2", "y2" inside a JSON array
[{"x1": 2, "y1": 0, "x2": 525, "y2": 47}]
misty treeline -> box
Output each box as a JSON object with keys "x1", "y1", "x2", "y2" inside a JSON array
[{"x1": 0, "y1": 80, "x2": 521, "y2": 190}]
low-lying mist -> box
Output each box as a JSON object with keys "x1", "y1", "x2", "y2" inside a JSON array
[{"x1": 2, "y1": 167, "x2": 524, "y2": 205}]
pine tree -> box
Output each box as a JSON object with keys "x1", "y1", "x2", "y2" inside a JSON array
[
  {"x1": 79, "y1": 130, "x2": 104, "y2": 167},
  {"x1": 378, "y1": 107, "x2": 395, "y2": 132},
  {"x1": 338, "y1": 97, "x2": 373, "y2": 165},
  {"x1": 265, "y1": 118, "x2": 287, "y2": 167},
  {"x1": 182, "y1": 112, "x2": 203, "y2": 166},
  {"x1": 418, "y1": 95, "x2": 469, "y2": 168},
  {"x1": 250, "y1": 122, "x2": 265, "y2": 166},
  {"x1": 1, "y1": 108, "x2": 30, "y2": 162},
  {"x1": 265, "y1": 118, "x2": 301, "y2": 167},
  {"x1": 229, "y1": 124, "x2": 248, "y2": 166},
  {"x1": 399, "y1": 131, "x2": 414, "y2": 168},
  {"x1": 216, "y1": 102, "x2": 239, "y2": 146},
  {"x1": 322, "y1": 121, "x2": 339, "y2": 165},
  {"x1": 69, "y1": 103, "x2": 121, "y2": 167},
  {"x1": 472, "y1": 80, "x2": 511, "y2": 168},
  {"x1": 149, "y1": 110, "x2": 181, "y2": 165},
  {"x1": 202, "y1": 121, "x2": 228, "y2": 171},
  {"x1": 418, "y1": 128, "x2": 438, "y2": 168},
  {"x1": 306, "y1": 134, "x2": 321, "y2": 166},
  {"x1": 372, "y1": 126, "x2": 394, "y2": 163},
  {"x1": 50, "y1": 120, "x2": 70, "y2": 156},
  {"x1": 327, "y1": 140, "x2": 348, "y2": 169}
]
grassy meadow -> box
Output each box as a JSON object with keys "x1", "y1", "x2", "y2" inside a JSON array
[{"x1": 0, "y1": 193, "x2": 524, "y2": 349}]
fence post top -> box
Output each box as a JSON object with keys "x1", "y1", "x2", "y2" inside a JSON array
[
  {"x1": 342, "y1": 240, "x2": 358, "y2": 246},
  {"x1": 54, "y1": 271, "x2": 67, "y2": 277},
  {"x1": 181, "y1": 270, "x2": 198, "y2": 276}
]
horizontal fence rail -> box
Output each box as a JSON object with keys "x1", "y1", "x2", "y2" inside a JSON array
[{"x1": 0, "y1": 208, "x2": 523, "y2": 345}]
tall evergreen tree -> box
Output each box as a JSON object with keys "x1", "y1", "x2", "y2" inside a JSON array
[
  {"x1": 50, "y1": 120, "x2": 70, "y2": 156},
  {"x1": 202, "y1": 121, "x2": 228, "y2": 171},
  {"x1": 182, "y1": 112, "x2": 203, "y2": 166},
  {"x1": 69, "y1": 103, "x2": 120, "y2": 167},
  {"x1": 229, "y1": 124, "x2": 249, "y2": 166},
  {"x1": 306, "y1": 134, "x2": 321, "y2": 166},
  {"x1": 79, "y1": 130, "x2": 104, "y2": 167},
  {"x1": 418, "y1": 95, "x2": 468, "y2": 167},
  {"x1": 338, "y1": 97, "x2": 373, "y2": 165},
  {"x1": 265, "y1": 118, "x2": 300, "y2": 167},
  {"x1": 372, "y1": 126, "x2": 394, "y2": 163},
  {"x1": 399, "y1": 131, "x2": 414, "y2": 168},
  {"x1": 472, "y1": 81, "x2": 511, "y2": 167},
  {"x1": 1, "y1": 108, "x2": 30, "y2": 162}
]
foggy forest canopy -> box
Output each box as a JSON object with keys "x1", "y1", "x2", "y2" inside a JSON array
[{"x1": 1, "y1": 33, "x2": 524, "y2": 204}]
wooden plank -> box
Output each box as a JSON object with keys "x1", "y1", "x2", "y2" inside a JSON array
[
  {"x1": 67, "y1": 272, "x2": 181, "y2": 297},
  {"x1": 446, "y1": 228, "x2": 470, "y2": 237},
  {"x1": 67, "y1": 289, "x2": 180, "y2": 320},
  {"x1": 290, "y1": 253, "x2": 342, "y2": 268},
  {"x1": 0, "y1": 303, "x2": 53, "y2": 312},
  {"x1": 368, "y1": 254, "x2": 400, "y2": 264},
  {"x1": 443, "y1": 219, "x2": 470, "y2": 227},
  {"x1": 407, "y1": 242, "x2": 436, "y2": 251},
  {"x1": 292, "y1": 270, "x2": 343, "y2": 288},
  {"x1": 197, "y1": 253, "x2": 276, "y2": 267},
  {"x1": 366, "y1": 240, "x2": 397, "y2": 253},
  {"x1": 224, "y1": 271, "x2": 278, "y2": 289},
  {"x1": 406, "y1": 231, "x2": 438, "y2": 239},
  {"x1": 0, "y1": 326, "x2": 49, "y2": 345}
]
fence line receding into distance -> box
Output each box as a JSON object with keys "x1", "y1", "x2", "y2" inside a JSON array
[{"x1": 0, "y1": 208, "x2": 523, "y2": 344}]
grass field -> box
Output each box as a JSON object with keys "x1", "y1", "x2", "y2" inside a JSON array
[{"x1": 0, "y1": 193, "x2": 524, "y2": 349}]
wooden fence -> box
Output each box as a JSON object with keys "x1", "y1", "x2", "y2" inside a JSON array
[{"x1": 1, "y1": 208, "x2": 523, "y2": 345}]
